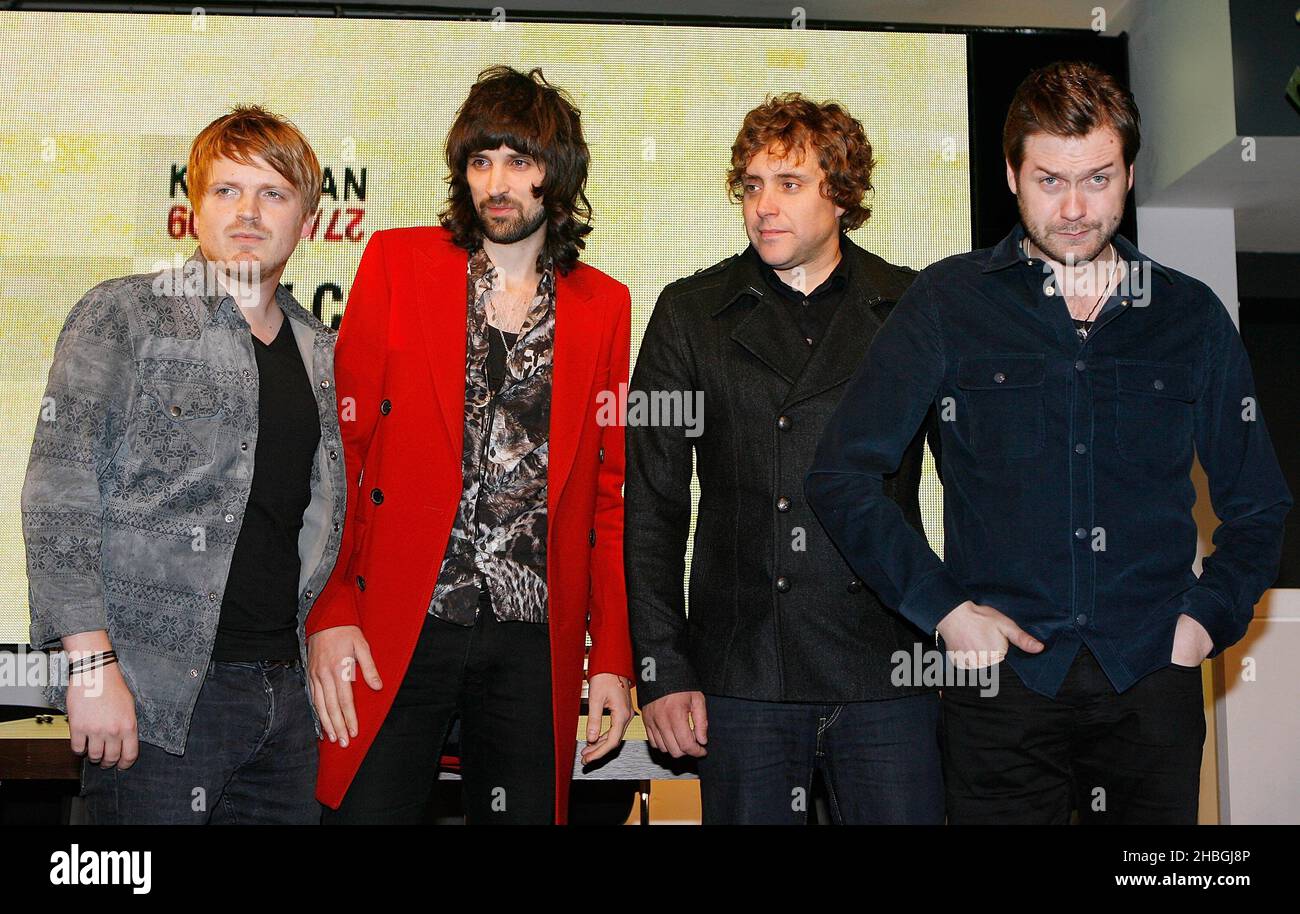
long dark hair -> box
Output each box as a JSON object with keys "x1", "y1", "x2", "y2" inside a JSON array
[{"x1": 440, "y1": 65, "x2": 593, "y2": 275}]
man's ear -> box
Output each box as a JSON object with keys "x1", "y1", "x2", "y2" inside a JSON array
[
  {"x1": 1125, "y1": 162, "x2": 1135, "y2": 193},
  {"x1": 299, "y1": 210, "x2": 315, "y2": 239},
  {"x1": 1006, "y1": 159, "x2": 1019, "y2": 196}
]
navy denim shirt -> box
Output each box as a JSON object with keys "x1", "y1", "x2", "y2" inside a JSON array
[{"x1": 806, "y1": 224, "x2": 1292, "y2": 698}]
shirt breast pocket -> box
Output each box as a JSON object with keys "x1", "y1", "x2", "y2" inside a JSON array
[
  {"x1": 955, "y1": 354, "x2": 1046, "y2": 459},
  {"x1": 1114, "y1": 360, "x2": 1194, "y2": 469},
  {"x1": 134, "y1": 380, "x2": 224, "y2": 470}
]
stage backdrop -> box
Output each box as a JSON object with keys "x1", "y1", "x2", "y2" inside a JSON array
[{"x1": 0, "y1": 9, "x2": 969, "y2": 644}]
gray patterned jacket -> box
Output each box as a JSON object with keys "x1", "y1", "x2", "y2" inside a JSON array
[{"x1": 21, "y1": 248, "x2": 346, "y2": 753}]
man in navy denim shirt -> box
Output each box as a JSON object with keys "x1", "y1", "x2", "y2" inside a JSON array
[{"x1": 806, "y1": 62, "x2": 1291, "y2": 824}]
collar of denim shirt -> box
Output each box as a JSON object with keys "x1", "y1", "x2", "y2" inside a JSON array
[
  {"x1": 982, "y1": 222, "x2": 1174, "y2": 284},
  {"x1": 182, "y1": 245, "x2": 298, "y2": 328}
]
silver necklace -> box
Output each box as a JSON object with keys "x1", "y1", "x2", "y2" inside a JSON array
[{"x1": 1023, "y1": 238, "x2": 1120, "y2": 339}]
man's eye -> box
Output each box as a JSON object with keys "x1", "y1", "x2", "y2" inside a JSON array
[
  {"x1": 783, "y1": 182, "x2": 799, "y2": 190},
  {"x1": 215, "y1": 187, "x2": 233, "y2": 196},
  {"x1": 265, "y1": 191, "x2": 282, "y2": 198},
  {"x1": 1041, "y1": 177, "x2": 1058, "y2": 186},
  {"x1": 1090, "y1": 175, "x2": 1108, "y2": 185}
]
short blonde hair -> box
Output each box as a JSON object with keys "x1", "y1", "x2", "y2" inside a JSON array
[{"x1": 187, "y1": 104, "x2": 322, "y2": 217}]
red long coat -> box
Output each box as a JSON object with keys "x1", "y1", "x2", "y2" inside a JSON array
[{"x1": 306, "y1": 226, "x2": 634, "y2": 823}]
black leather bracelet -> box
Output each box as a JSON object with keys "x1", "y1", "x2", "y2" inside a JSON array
[{"x1": 69, "y1": 650, "x2": 118, "y2": 676}]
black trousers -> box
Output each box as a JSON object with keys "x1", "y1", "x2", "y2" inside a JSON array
[
  {"x1": 941, "y1": 645, "x2": 1205, "y2": 824},
  {"x1": 322, "y1": 590, "x2": 555, "y2": 824}
]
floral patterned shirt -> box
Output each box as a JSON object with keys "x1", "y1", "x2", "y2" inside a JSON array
[{"x1": 427, "y1": 246, "x2": 554, "y2": 624}]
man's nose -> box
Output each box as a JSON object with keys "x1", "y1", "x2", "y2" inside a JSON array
[
  {"x1": 237, "y1": 193, "x2": 260, "y2": 221},
  {"x1": 486, "y1": 162, "x2": 511, "y2": 198},
  {"x1": 1060, "y1": 186, "x2": 1086, "y2": 223}
]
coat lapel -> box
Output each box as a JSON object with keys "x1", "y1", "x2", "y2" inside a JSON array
[
  {"x1": 723, "y1": 251, "x2": 808, "y2": 385},
  {"x1": 721, "y1": 239, "x2": 897, "y2": 405},
  {"x1": 412, "y1": 239, "x2": 469, "y2": 464},
  {"x1": 547, "y1": 269, "x2": 599, "y2": 510},
  {"x1": 409, "y1": 236, "x2": 599, "y2": 508},
  {"x1": 780, "y1": 261, "x2": 888, "y2": 410}
]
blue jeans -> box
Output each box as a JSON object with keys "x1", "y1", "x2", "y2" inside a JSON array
[
  {"x1": 696, "y1": 691, "x2": 944, "y2": 824},
  {"x1": 80, "y1": 659, "x2": 319, "y2": 824}
]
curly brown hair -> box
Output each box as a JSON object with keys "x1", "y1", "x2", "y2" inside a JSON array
[
  {"x1": 439, "y1": 65, "x2": 593, "y2": 275},
  {"x1": 726, "y1": 93, "x2": 876, "y2": 232}
]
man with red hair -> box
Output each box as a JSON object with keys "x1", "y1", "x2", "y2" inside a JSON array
[
  {"x1": 23, "y1": 105, "x2": 341, "y2": 823},
  {"x1": 627, "y1": 94, "x2": 944, "y2": 824}
]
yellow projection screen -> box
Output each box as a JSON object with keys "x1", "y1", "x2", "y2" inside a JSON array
[{"x1": 0, "y1": 10, "x2": 969, "y2": 644}]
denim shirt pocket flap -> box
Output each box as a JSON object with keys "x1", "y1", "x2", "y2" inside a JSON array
[
  {"x1": 142, "y1": 380, "x2": 223, "y2": 420},
  {"x1": 1115, "y1": 360, "x2": 1194, "y2": 402},
  {"x1": 956, "y1": 354, "x2": 1046, "y2": 390}
]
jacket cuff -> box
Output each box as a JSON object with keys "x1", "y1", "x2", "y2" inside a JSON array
[
  {"x1": 29, "y1": 604, "x2": 108, "y2": 652},
  {"x1": 631, "y1": 661, "x2": 701, "y2": 706},
  {"x1": 898, "y1": 567, "x2": 971, "y2": 635},
  {"x1": 304, "y1": 586, "x2": 361, "y2": 637},
  {"x1": 1174, "y1": 586, "x2": 1238, "y2": 658}
]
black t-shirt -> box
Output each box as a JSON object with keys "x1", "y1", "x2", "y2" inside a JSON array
[{"x1": 213, "y1": 317, "x2": 321, "y2": 662}]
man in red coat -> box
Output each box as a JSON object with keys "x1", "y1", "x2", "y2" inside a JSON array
[{"x1": 306, "y1": 65, "x2": 634, "y2": 824}]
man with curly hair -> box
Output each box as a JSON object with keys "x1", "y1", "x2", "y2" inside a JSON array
[
  {"x1": 308, "y1": 66, "x2": 634, "y2": 824},
  {"x1": 626, "y1": 93, "x2": 943, "y2": 823}
]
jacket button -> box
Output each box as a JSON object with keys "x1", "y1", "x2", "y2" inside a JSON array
[
  {"x1": 775, "y1": 576, "x2": 791, "y2": 593},
  {"x1": 589, "y1": 528, "x2": 596, "y2": 546},
  {"x1": 208, "y1": 592, "x2": 218, "y2": 602},
  {"x1": 304, "y1": 589, "x2": 313, "y2": 599},
  {"x1": 777, "y1": 415, "x2": 791, "y2": 431},
  {"x1": 333, "y1": 522, "x2": 340, "y2": 533},
  {"x1": 224, "y1": 513, "x2": 235, "y2": 523},
  {"x1": 1153, "y1": 379, "x2": 1164, "y2": 391},
  {"x1": 329, "y1": 449, "x2": 338, "y2": 460},
  {"x1": 1075, "y1": 528, "x2": 1088, "y2": 539},
  {"x1": 371, "y1": 488, "x2": 383, "y2": 504},
  {"x1": 320, "y1": 379, "x2": 331, "y2": 389},
  {"x1": 356, "y1": 575, "x2": 366, "y2": 591},
  {"x1": 993, "y1": 372, "x2": 1007, "y2": 384},
  {"x1": 847, "y1": 579, "x2": 863, "y2": 594},
  {"x1": 189, "y1": 669, "x2": 199, "y2": 678},
  {"x1": 776, "y1": 496, "x2": 791, "y2": 512},
  {"x1": 1074, "y1": 442, "x2": 1086, "y2": 454},
  {"x1": 380, "y1": 399, "x2": 392, "y2": 415},
  {"x1": 240, "y1": 441, "x2": 249, "y2": 451},
  {"x1": 1074, "y1": 360, "x2": 1086, "y2": 372},
  {"x1": 169, "y1": 405, "x2": 182, "y2": 417},
  {"x1": 598, "y1": 447, "x2": 605, "y2": 463}
]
